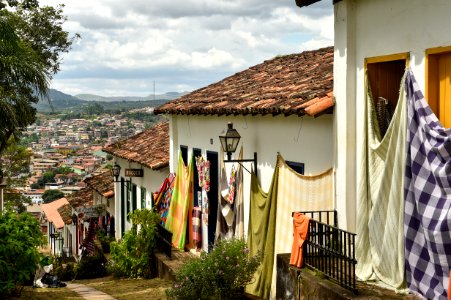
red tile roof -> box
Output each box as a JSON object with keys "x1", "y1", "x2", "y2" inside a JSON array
[
  {"x1": 41, "y1": 198, "x2": 69, "y2": 229},
  {"x1": 57, "y1": 203, "x2": 73, "y2": 225},
  {"x1": 154, "y1": 47, "x2": 334, "y2": 117},
  {"x1": 67, "y1": 187, "x2": 93, "y2": 208},
  {"x1": 102, "y1": 122, "x2": 169, "y2": 170},
  {"x1": 84, "y1": 171, "x2": 114, "y2": 197}
]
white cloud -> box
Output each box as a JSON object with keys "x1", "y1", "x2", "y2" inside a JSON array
[{"x1": 39, "y1": 0, "x2": 333, "y2": 96}]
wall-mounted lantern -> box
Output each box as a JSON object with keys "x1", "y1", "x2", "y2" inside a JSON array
[
  {"x1": 219, "y1": 122, "x2": 257, "y2": 176},
  {"x1": 112, "y1": 162, "x2": 121, "y2": 182}
]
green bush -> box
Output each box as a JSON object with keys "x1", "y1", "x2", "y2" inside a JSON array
[
  {"x1": 166, "y1": 238, "x2": 262, "y2": 300},
  {"x1": 0, "y1": 211, "x2": 46, "y2": 296},
  {"x1": 54, "y1": 262, "x2": 75, "y2": 281},
  {"x1": 74, "y1": 254, "x2": 107, "y2": 279},
  {"x1": 97, "y1": 227, "x2": 115, "y2": 253},
  {"x1": 109, "y1": 209, "x2": 160, "y2": 278}
]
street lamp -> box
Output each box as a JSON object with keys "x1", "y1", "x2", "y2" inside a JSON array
[
  {"x1": 219, "y1": 122, "x2": 257, "y2": 175},
  {"x1": 112, "y1": 162, "x2": 121, "y2": 182}
]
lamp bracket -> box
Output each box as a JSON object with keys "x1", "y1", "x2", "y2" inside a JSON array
[{"x1": 223, "y1": 152, "x2": 257, "y2": 176}]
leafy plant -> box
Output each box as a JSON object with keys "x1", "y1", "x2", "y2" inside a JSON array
[
  {"x1": 97, "y1": 227, "x2": 115, "y2": 253},
  {"x1": 109, "y1": 209, "x2": 160, "y2": 278},
  {"x1": 0, "y1": 211, "x2": 46, "y2": 296},
  {"x1": 54, "y1": 262, "x2": 75, "y2": 281},
  {"x1": 74, "y1": 254, "x2": 106, "y2": 279},
  {"x1": 166, "y1": 238, "x2": 262, "y2": 300}
]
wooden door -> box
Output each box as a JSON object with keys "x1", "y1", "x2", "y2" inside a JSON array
[{"x1": 439, "y1": 52, "x2": 451, "y2": 128}]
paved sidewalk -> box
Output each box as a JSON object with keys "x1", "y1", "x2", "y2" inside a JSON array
[{"x1": 66, "y1": 283, "x2": 116, "y2": 300}]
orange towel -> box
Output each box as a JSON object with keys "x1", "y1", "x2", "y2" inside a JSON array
[
  {"x1": 289, "y1": 213, "x2": 310, "y2": 268},
  {"x1": 448, "y1": 270, "x2": 451, "y2": 300}
]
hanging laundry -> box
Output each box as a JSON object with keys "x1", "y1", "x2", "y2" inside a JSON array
[
  {"x1": 154, "y1": 173, "x2": 176, "y2": 225},
  {"x1": 272, "y1": 154, "x2": 333, "y2": 297},
  {"x1": 274, "y1": 154, "x2": 334, "y2": 255},
  {"x1": 196, "y1": 156, "x2": 210, "y2": 223},
  {"x1": 165, "y1": 152, "x2": 194, "y2": 250},
  {"x1": 356, "y1": 71, "x2": 406, "y2": 289},
  {"x1": 196, "y1": 156, "x2": 210, "y2": 192},
  {"x1": 226, "y1": 165, "x2": 237, "y2": 204},
  {"x1": 215, "y1": 148, "x2": 243, "y2": 241},
  {"x1": 246, "y1": 165, "x2": 278, "y2": 300},
  {"x1": 404, "y1": 70, "x2": 451, "y2": 300},
  {"x1": 192, "y1": 207, "x2": 202, "y2": 251},
  {"x1": 233, "y1": 149, "x2": 245, "y2": 239},
  {"x1": 289, "y1": 213, "x2": 311, "y2": 268}
]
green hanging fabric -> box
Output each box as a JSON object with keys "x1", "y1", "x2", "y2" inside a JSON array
[
  {"x1": 246, "y1": 166, "x2": 279, "y2": 299},
  {"x1": 165, "y1": 152, "x2": 194, "y2": 250}
]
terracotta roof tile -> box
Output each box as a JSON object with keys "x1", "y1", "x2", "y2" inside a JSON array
[
  {"x1": 154, "y1": 47, "x2": 333, "y2": 117},
  {"x1": 41, "y1": 198, "x2": 69, "y2": 229},
  {"x1": 57, "y1": 203, "x2": 73, "y2": 225},
  {"x1": 102, "y1": 122, "x2": 169, "y2": 170},
  {"x1": 67, "y1": 187, "x2": 93, "y2": 208},
  {"x1": 84, "y1": 171, "x2": 114, "y2": 197}
]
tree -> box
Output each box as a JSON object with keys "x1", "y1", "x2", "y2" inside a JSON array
[
  {"x1": 0, "y1": 0, "x2": 78, "y2": 154},
  {"x1": 55, "y1": 165, "x2": 72, "y2": 175},
  {"x1": 0, "y1": 210, "x2": 46, "y2": 296},
  {"x1": 0, "y1": 13, "x2": 48, "y2": 154},
  {"x1": 42, "y1": 189, "x2": 64, "y2": 203},
  {"x1": 1, "y1": 137, "x2": 32, "y2": 186},
  {"x1": 1, "y1": 138, "x2": 33, "y2": 212},
  {"x1": 110, "y1": 209, "x2": 160, "y2": 278}
]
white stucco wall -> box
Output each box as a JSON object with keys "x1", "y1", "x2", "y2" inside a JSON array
[
  {"x1": 113, "y1": 156, "x2": 169, "y2": 239},
  {"x1": 334, "y1": 0, "x2": 451, "y2": 232},
  {"x1": 169, "y1": 114, "x2": 334, "y2": 236}
]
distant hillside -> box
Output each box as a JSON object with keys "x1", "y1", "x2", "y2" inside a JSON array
[
  {"x1": 35, "y1": 89, "x2": 173, "y2": 113},
  {"x1": 75, "y1": 91, "x2": 188, "y2": 102},
  {"x1": 36, "y1": 89, "x2": 89, "y2": 112}
]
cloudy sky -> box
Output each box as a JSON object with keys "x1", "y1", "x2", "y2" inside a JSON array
[{"x1": 39, "y1": 0, "x2": 333, "y2": 97}]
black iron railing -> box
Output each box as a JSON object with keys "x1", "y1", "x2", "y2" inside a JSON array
[
  {"x1": 294, "y1": 210, "x2": 357, "y2": 294},
  {"x1": 157, "y1": 224, "x2": 173, "y2": 258}
]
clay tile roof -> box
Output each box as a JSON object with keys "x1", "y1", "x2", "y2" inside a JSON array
[
  {"x1": 57, "y1": 203, "x2": 73, "y2": 225},
  {"x1": 67, "y1": 187, "x2": 93, "y2": 208},
  {"x1": 102, "y1": 121, "x2": 169, "y2": 170},
  {"x1": 41, "y1": 198, "x2": 69, "y2": 229},
  {"x1": 84, "y1": 171, "x2": 114, "y2": 197},
  {"x1": 154, "y1": 47, "x2": 334, "y2": 117}
]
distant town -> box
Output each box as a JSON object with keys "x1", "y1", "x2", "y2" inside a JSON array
[{"x1": 18, "y1": 107, "x2": 163, "y2": 205}]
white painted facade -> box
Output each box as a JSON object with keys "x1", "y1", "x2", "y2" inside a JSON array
[
  {"x1": 334, "y1": 0, "x2": 451, "y2": 231},
  {"x1": 169, "y1": 114, "x2": 334, "y2": 235},
  {"x1": 113, "y1": 156, "x2": 169, "y2": 239}
]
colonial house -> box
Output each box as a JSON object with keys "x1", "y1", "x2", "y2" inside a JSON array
[
  {"x1": 84, "y1": 170, "x2": 115, "y2": 237},
  {"x1": 155, "y1": 47, "x2": 334, "y2": 238},
  {"x1": 103, "y1": 121, "x2": 170, "y2": 239},
  {"x1": 294, "y1": 0, "x2": 451, "y2": 298},
  {"x1": 65, "y1": 187, "x2": 94, "y2": 257},
  {"x1": 155, "y1": 48, "x2": 335, "y2": 298},
  {"x1": 40, "y1": 197, "x2": 69, "y2": 257},
  {"x1": 50, "y1": 171, "x2": 115, "y2": 259}
]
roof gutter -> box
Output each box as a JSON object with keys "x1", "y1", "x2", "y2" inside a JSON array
[{"x1": 295, "y1": 0, "x2": 342, "y2": 8}]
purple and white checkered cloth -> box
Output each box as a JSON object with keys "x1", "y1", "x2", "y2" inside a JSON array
[{"x1": 404, "y1": 70, "x2": 451, "y2": 300}]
